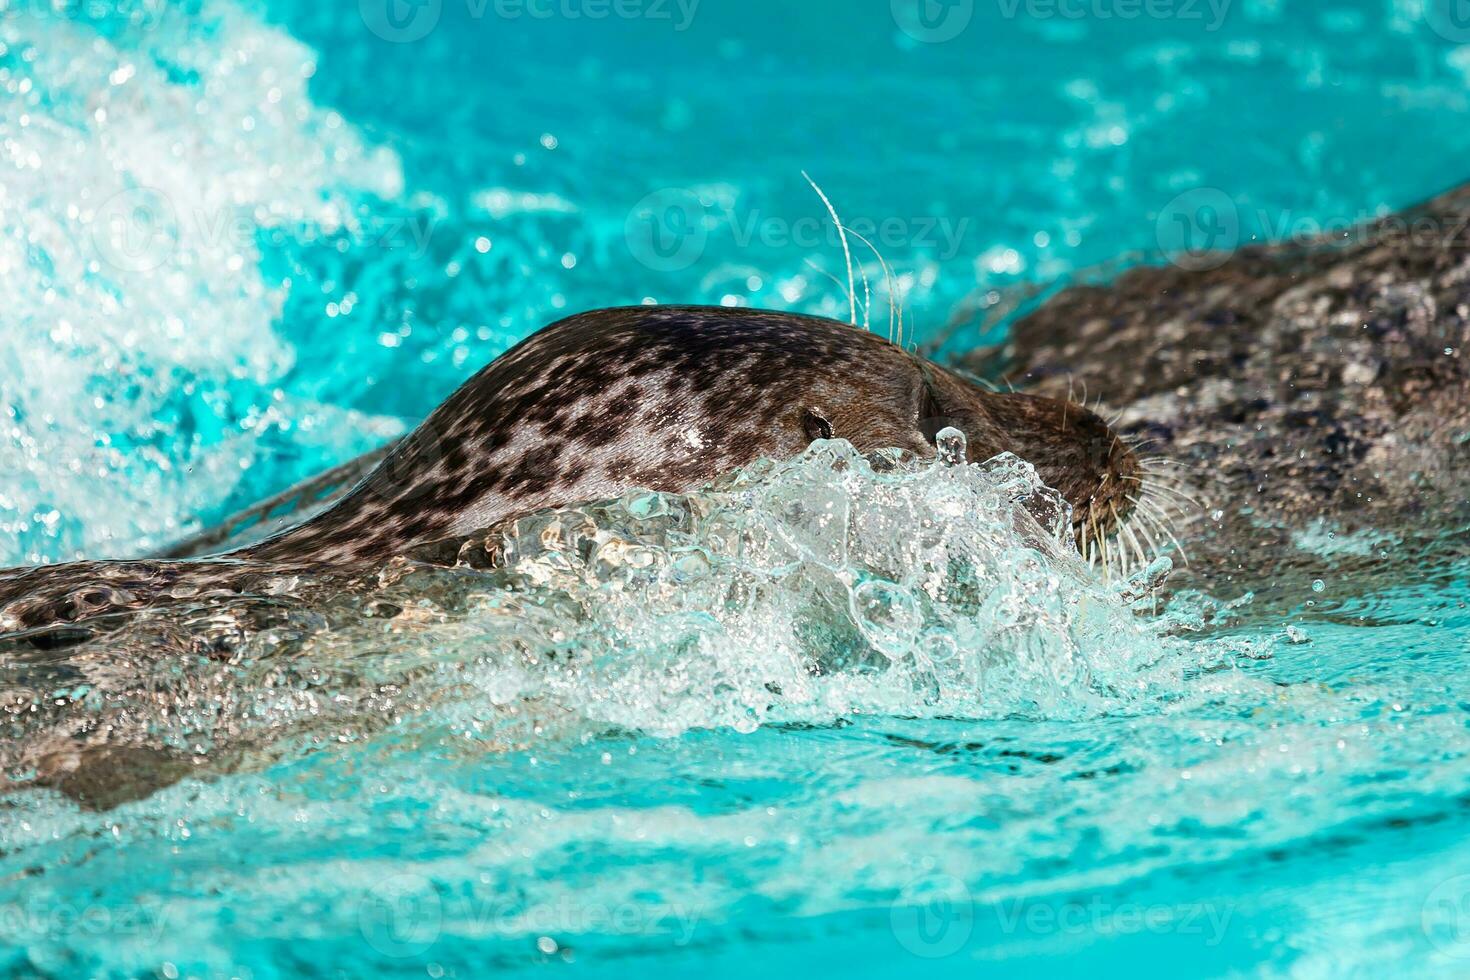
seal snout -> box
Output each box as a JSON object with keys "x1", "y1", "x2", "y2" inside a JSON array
[{"x1": 958, "y1": 389, "x2": 1144, "y2": 568}]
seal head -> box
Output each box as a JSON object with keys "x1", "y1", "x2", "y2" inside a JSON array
[{"x1": 242, "y1": 306, "x2": 1141, "y2": 565}]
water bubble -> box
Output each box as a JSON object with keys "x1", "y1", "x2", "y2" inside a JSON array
[
  {"x1": 1312, "y1": 579, "x2": 1326, "y2": 593},
  {"x1": 9, "y1": 437, "x2": 1194, "y2": 771},
  {"x1": 934, "y1": 426, "x2": 968, "y2": 467},
  {"x1": 890, "y1": 872, "x2": 974, "y2": 958},
  {"x1": 850, "y1": 579, "x2": 923, "y2": 659}
]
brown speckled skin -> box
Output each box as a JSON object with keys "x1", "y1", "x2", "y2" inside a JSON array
[
  {"x1": 954, "y1": 180, "x2": 1470, "y2": 615},
  {"x1": 0, "y1": 305, "x2": 1133, "y2": 632},
  {"x1": 243, "y1": 305, "x2": 1134, "y2": 564}
]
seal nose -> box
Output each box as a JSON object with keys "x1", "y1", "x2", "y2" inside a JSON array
[{"x1": 941, "y1": 387, "x2": 1141, "y2": 554}]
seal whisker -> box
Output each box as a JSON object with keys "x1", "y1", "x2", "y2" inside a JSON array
[
  {"x1": 951, "y1": 366, "x2": 1002, "y2": 393},
  {"x1": 1128, "y1": 506, "x2": 1165, "y2": 562},
  {"x1": 901, "y1": 300, "x2": 922, "y2": 352},
  {"x1": 1134, "y1": 497, "x2": 1193, "y2": 567},
  {"x1": 801, "y1": 171, "x2": 857, "y2": 328},
  {"x1": 1142, "y1": 481, "x2": 1206, "y2": 510},
  {"x1": 1135, "y1": 494, "x2": 1184, "y2": 526},
  {"x1": 840, "y1": 225, "x2": 897, "y2": 346},
  {"x1": 1139, "y1": 457, "x2": 1218, "y2": 476},
  {"x1": 1090, "y1": 509, "x2": 1109, "y2": 581},
  {"x1": 804, "y1": 259, "x2": 861, "y2": 320},
  {"x1": 1138, "y1": 466, "x2": 1201, "y2": 491},
  {"x1": 1141, "y1": 460, "x2": 1230, "y2": 489},
  {"x1": 1116, "y1": 502, "x2": 1149, "y2": 570}
]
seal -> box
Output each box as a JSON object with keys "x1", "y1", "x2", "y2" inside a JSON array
[
  {"x1": 238, "y1": 305, "x2": 1141, "y2": 566},
  {"x1": 11, "y1": 181, "x2": 1470, "y2": 809},
  {"x1": 0, "y1": 305, "x2": 1141, "y2": 633}
]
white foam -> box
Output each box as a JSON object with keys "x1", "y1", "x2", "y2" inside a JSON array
[{"x1": 0, "y1": 0, "x2": 401, "y2": 563}]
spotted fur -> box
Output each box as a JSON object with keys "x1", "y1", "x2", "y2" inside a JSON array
[
  {"x1": 243, "y1": 306, "x2": 1137, "y2": 564},
  {"x1": 1, "y1": 305, "x2": 1137, "y2": 633}
]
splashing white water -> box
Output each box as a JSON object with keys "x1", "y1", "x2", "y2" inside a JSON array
[
  {"x1": 0, "y1": 433, "x2": 1225, "y2": 791},
  {"x1": 0, "y1": 0, "x2": 402, "y2": 563},
  {"x1": 184, "y1": 431, "x2": 1211, "y2": 761}
]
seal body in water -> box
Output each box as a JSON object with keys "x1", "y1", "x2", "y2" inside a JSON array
[
  {"x1": 950, "y1": 180, "x2": 1470, "y2": 617},
  {"x1": 243, "y1": 305, "x2": 1138, "y2": 565},
  {"x1": 235, "y1": 307, "x2": 1140, "y2": 567},
  {"x1": 0, "y1": 305, "x2": 1141, "y2": 631}
]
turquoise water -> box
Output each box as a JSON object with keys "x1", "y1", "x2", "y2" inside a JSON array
[{"x1": 5, "y1": 0, "x2": 1470, "y2": 975}]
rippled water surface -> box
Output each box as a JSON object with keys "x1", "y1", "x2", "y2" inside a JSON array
[{"x1": 4, "y1": 0, "x2": 1470, "y2": 976}]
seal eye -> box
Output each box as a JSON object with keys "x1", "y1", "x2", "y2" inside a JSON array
[
  {"x1": 917, "y1": 384, "x2": 958, "y2": 444},
  {"x1": 802, "y1": 408, "x2": 834, "y2": 441}
]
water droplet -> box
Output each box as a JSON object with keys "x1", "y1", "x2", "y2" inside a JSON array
[
  {"x1": 1311, "y1": 579, "x2": 1325, "y2": 593},
  {"x1": 850, "y1": 579, "x2": 922, "y2": 659},
  {"x1": 934, "y1": 426, "x2": 968, "y2": 467}
]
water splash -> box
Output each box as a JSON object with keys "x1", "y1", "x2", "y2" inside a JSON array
[
  {"x1": 0, "y1": 0, "x2": 402, "y2": 563},
  {"x1": 465, "y1": 430, "x2": 1194, "y2": 734},
  {"x1": 0, "y1": 433, "x2": 1208, "y2": 800}
]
